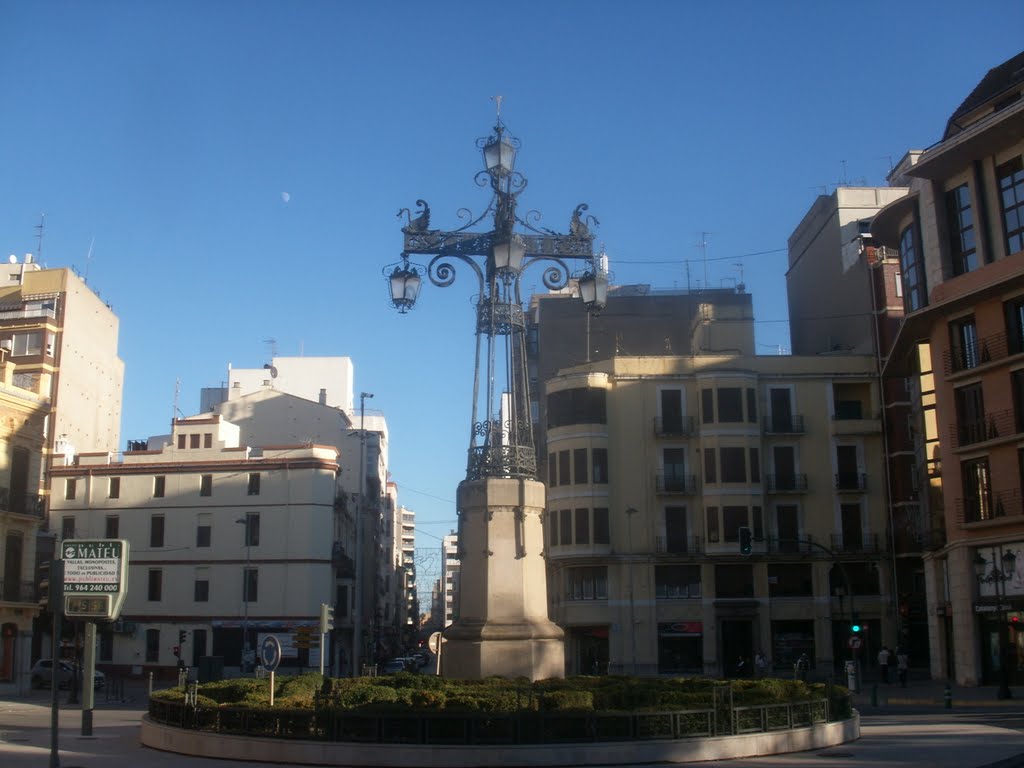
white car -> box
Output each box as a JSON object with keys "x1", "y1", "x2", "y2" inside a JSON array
[{"x1": 30, "y1": 659, "x2": 105, "y2": 690}]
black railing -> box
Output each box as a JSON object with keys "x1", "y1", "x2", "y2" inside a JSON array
[
  {"x1": 764, "y1": 415, "x2": 804, "y2": 434},
  {"x1": 945, "y1": 331, "x2": 1009, "y2": 375},
  {"x1": 834, "y1": 473, "x2": 867, "y2": 491},
  {"x1": 828, "y1": 533, "x2": 881, "y2": 554},
  {"x1": 655, "y1": 535, "x2": 704, "y2": 554},
  {"x1": 952, "y1": 409, "x2": 1018, "y2": 448},
  {"x1": 653, "y1": 416, "x2": 694, "y2": 437},
  {"x1": 0, "y1": 488, "x2": 44, "y2": 517},
  {"x1": 655, "y1": 473, "x2": 698, "y2": 495},
  {"x1": 765, "y1": 536, "x2": 816, "y2": 555},
  {"x1": 765, "y1": 474, "x2": 808, "y2": 493},
  {"x1": 958, "y1": 488, "x2": 1023, "y2": 525},
  {"x1": 148, "y1": 693, "x2": 847, "y2": 745},
  {"x1": 331, "y1": 543, "x2": 356, "y2": 578}
]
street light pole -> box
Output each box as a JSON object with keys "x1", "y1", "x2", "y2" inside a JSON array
[
  {"x1": 352, "y1": 391, "x2": 373, "y2": 676},
  {"x1": 236, "y1": 516, "x2": 252, "y2": 672}
]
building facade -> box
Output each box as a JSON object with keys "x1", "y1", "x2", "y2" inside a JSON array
[
  {"x1": 872, "y1": 50, "x2": 1024, "y2": 686},
  {"x1": 442, "y1": 531, "x2": 459, "y2": 628},
  {"x1": 47, "y1": 415, "x2": 342, "y2": 678}
]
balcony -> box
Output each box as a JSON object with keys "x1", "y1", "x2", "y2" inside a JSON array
[
  {"x1": 958, "y1": 488, "x2": 1023, "y2": 526},
  {"x1": 654, "y1": 535, "x2": 704, "y2": 554},
  {"x1": 0, "y1": 488, "x2": 45, "y2": 518},
  {"x1": 765, "y1": 536, "x2": 817, "y2": 555},
  {"x1": 653, "y1": 416, "x2": 694, "y2": 438},
  {"x1": 834, "y1": 473, "x2": 867, "y2": 492},
  {"x1": 654, "y1": 473, "x2": 698, "y2": 495},
  {"x1": 831, "y1": 405, "x2": 880, "y2": 435},
  {"x1": 331, "y1": 542, "x2": 356, "y2": 578},
  {"x1": 951, "y1": 409, "x2": 1019, "y2": 449},
  {"x1": 945, "y1": 331, "x2": 1011, "y2": 376},
  {"x1": 764, "y1": 415, "x2": 805, "y2": 435},
  {"x1": 0, "y1": 579, "x2": 37, "y2": 603},
  {"x1": 765, "y1": 474, "x2": 808, "y2": 493},
  {"x1": 829, "y1": 533, "x2": 883, "y2": 554}
]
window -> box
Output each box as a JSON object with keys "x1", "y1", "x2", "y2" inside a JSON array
[
  {"x1": 770, "y1": 565, "x2": 811, "y2": 602},
  {"x1": 573, "y1": 449, "x2": 588, "y2": 485},
  {"x1": 200, "y1": 474, "x2": 212, "y2": 496},
  {"x1": 61, "y1": 516, "x2": 75, "y2": 539},
  {"x1": 65, "y1": 478, "x2": 77, "y2": 500},
  {"x1": 663, "y1": 447, "x2": 688, "y2": 491},
  {"x1": 105, "y1": 515, "x2": 119, "y2": 538},
  {"x1": 558, "y1": 451, "x2": 570, "y2": 486},
  {"x1": 950, "y1": 316, "x2": 979, "y2": 372},
  {"x1": 660, "y1": 389, "x2": 684, "y2": 433},
  {"x1": 752, "y1": 505, "x2": 763, "y2": 541},
  {"x1": 955, "y1": 383, "x2": 986, "y2": 445},
  {"x1": 962, "y1": 457, "x2": 992, "y2": 523},
  {"x1": 154, "y1": 475, "x2": 166, "y2": 498},
  {"x1": 749, "y1": 448, "x2": 760, "y2": 483},
  {"x1": 1013, "y1": 370, "x2": 1024, "y2": 434},
  {"x1": 150, "y1": 515, "x2": 165, "y2": 547},
  {"x1": 705, "y1": 506, "x2": 719, "y2": 543},
  {"x1": 593, "y1": 508, "x2": 609, "y2": 545},
  {"x1": 146, "y1": 629, "x2": 160, "y2": 662},
  {"x1": 559, "y1": 509, "x2": 571, "y2": 544},
  {"x1": 549, "y1": 510, "x2": 559, "y2": 546},
  {"x1": 775, "y1": 504, "x2": 800, "y2": 550},
  {"x1": 243, "y1": 568, "x2": 258, "y2": 602},
  {"x1": 591, "y1": 448, "x2": 608, "y2": 484},
  {"x1": 718, "y1": 387, "x2": 743, "y2": 422},
  {"x1": 108, "y1": 477, "x2": 120, "y2": 499},
  {"x1": 655, "y1": 565, "x2": 701, "y2": 598},
  {"x1": 715, "y1": 564, "x2": 754, "y2": 598},
  {"x1": 574, "y1": 508, "x2": 590, "y2": 545},
  {"x1": 147, "y1": 568, "x2": 163, "y2": 601},
  {"x1": 194, "y1": 568, "x2": 209, "y2": 602},
  {"x1": 899, "y1": 222, "x2": 927, "y2": 312},
  {"x1": 190, "y1": 433, "x2": 200, "y2": 449},
  {"x1": 723, "y1": 505, "x2": 748, "y2": 542},
  {"x1": 701, "y1": 388, "x2": 714, "y2": 424},
  {"x1": 177, "y1": 434, "x2": 186, "y2": 450},
  {"x1": 546, "y1": 387, "x2": 606, "y2": 427},
  {"x1": 242, "y1": 512, "x2": 260, "y2": 546},
  {"x1": 566, "y1": 566, "x2": 607, "y2": 600},
  {"x1": 720, "y1": 447, "x2": 746, "y2": 482},
  {"x1": 664, "y1": 506, "x2": 689, "y2": 552},
  {"x1": 204, "y1": 433, "x2": 213, "y2": 448},
  {"x1": 1006, "y1": 296, "x2": 1024, "y2": 355},
  {"x1": 196, "y1": 514, "x2": 211, "y2": 547},
  {"x1": 11, "y1": 331, "x2": 42, "y2": 356},
  {"x1": 548, "y1": 453, "x2": 557, "y2": 486},
  {"x1": 703, "y1": 448, "x2": 717, "y2": 483},
  {"x1": 946, "y1": 184, "x2": 979, "y2": 275},
  {"x1": 746, "y1": 388, "x2": 757, "y2": 423},
  {"x1": 247, "y1": 473, "x2": 261, "y2": 496},
  {"x1": 997, "y1": 157, "x2": 1024, "y2": 256}
]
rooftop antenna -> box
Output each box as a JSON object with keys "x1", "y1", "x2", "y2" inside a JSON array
[
  {"x1": 173, "y1": 378, "x2": 184, "y2": 424},
  {"x1": 733, "y1": 262, "x2": 746, "y2": 293},
  {"x1": 34, "y1": 213, "x2": 45, "y2": 263},
  {"x1": 838, "y1": 160, "x2": 849, "y2": 187},
  {"x1": 263, "y1": 338, "x2": 278, "y2": 359},
  {"x1": 697, "y1": 232, "x2": 711, "y2": 289},
  {"x1": 83, "y1": 237, "x2": 95, "y2": 284}
]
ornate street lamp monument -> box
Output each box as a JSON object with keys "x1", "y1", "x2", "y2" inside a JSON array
[{"x1": 387, "y1": 103, "x2": 607, "y2": 679}]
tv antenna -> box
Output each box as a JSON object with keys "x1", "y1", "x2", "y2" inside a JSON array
[
  {"x1": 697, "y1": 232, "x2": 712, "y2": 289},
  {"x1": 733, "y1": 262, "x2": 745, "y2": 293},
  {"x1": 34, "y1": 214, "x2": 45, "y2": 263},
  {"x1": 263, "y1": 338, "x2": 278, "y2": 359}
]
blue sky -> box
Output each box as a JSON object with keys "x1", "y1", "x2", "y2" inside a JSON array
[{"x1": 2, "y1": 1, "x2": 1022, "y2": 599}]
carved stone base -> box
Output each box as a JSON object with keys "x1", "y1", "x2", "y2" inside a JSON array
[{"x1": 442, "y1": 477, "x2": 565, "y2": 681}]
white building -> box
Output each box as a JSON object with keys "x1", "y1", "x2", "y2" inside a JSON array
[
  {"x1": 47, "y1": 414, "x2": 342, "y2": 678},
  {"x1": 442, "y1": 531, "x2": 459, "y2": 627}
]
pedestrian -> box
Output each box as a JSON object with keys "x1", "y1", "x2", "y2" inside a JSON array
[
  {"x1": 888, "y1": 645, "x2": 898, "y2": 683},
  {"x1": 796, "y1": 653, "x2": 809, "y2": 681},
  {"x1": 877, "y1": 645, "x2": 890, "y2": 684},
  {"x1": 755, "y1": 651, "x2": 768, "y2": 678},
  {"x1": 736, "y1": 656, "x2": 748, "y2": 677},
  {"x1": 897, "y1": 648, "x2": 909, "y2": 687}
]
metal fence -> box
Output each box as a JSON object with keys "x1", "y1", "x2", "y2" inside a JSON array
[{"x1": 148, "y1": 693, "x2": 847, "y2": 746}]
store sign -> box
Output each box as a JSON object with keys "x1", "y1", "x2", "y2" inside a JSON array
[
  {"x1": 61, "y1": 539, "x2": 129, "y2": 620},
  {"x1": 974, "y1": 603, "x2": 1012, "y2": 613},
  {"x1": 660, "y1": 622, "x2": 703, "y2": 637}
]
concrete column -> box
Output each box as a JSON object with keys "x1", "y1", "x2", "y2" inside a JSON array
[
  {"x1": 443, "y1": 478, "x2": 564, "y2": 680},
  {"x1": 948, "y1": 546, "x2": 980, "y2": 685},
  {"x1": 923, "y1": 554, "x2": 948, "y2": 680}
]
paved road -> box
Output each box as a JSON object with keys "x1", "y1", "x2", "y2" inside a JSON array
[{"x1": 3, "y1": 697, "x2": 1024, "y2": 767}]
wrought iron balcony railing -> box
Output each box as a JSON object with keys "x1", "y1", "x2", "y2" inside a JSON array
[
  {"x1": 829, "y1": 533, "x2": 882, "y2": 554},
  {"x1": 952, "y1": 409, "x2": 1019, "y2": 448},
  {"x1": 765, "y1": 536, "x2": 816, "y2": 555},
  {"x1": 0, "y1": 488, "x2": 44, "y2": 518},
  {"x1": 945, "y1": 331, "x2": 1010, "y2": 375},
  {"x1": 0, "y1": 579, "x2": 37, "y2": 603},
  {"x1": 765, "y1": 474, "x2": 809, "y2": 493},
  {"x1": 834, "y1": 473, "x2": 867, "y2": 492},
  {"x1": 653, "y1": 416, "x2": 694, "y2": 437},
  {"x1": 958, "y1": 487, "x2": 1023, "y2": 525},
  {"x1": 764, "y1": 415, "x2": 805, "y2": 434},
  {"x1": 331, "y1": 542, "x2": 356, "y2": 578},
  {"x1": 654, "y1": 535, "x2": 704, "y2": 554},
  {"x1": 655, "y1": 473, "x2": 698, "y2": 495}
]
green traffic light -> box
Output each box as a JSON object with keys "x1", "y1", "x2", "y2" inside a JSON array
[{"x1": 851, "y1": 624, "x2": 861, "y2": 633}]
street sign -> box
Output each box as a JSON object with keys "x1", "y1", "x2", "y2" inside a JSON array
[
  {"x1": 260, "y1": 635, "x2": 282, "y2": 672},
  {"x1": 428, "y1": 631, "x2": 442, "y2": 655},
  {"x1": 61, "y1": 539, "x2": 129, "y2": 620},
  {"x1": 848, "y1": 635, "x2": 862, "y2": 650}
]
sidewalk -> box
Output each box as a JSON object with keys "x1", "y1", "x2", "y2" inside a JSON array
[{"x1": 850, "y1": 676, "x2": 1024, "y2": 710}]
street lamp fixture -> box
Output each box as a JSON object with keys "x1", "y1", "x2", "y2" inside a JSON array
[
  {"x1": 974, "y1": 547, "x2": 1017, "y2": 700},
  {"x1": 386, "y1": 108, "x2": 604, "y2": 482}
]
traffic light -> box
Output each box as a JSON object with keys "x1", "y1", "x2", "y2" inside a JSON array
[
  {"x1": 851, "y1": 613, "x2": 861, "y2": 634},
  {"x1": 320, "y1": 602, "x2": 334, "y2": 634},
  {"x1": 738, "y1": 526, "x2": 752, "y2": 556},
  {"x1": 37, "y1": 559, "x2": 64, "y2": 617},
  {"x1": 179, "y1": 629, "x2": 187, "y2": 644}
]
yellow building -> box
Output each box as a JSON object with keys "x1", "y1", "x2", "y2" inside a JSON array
[{"x1": 544, "y1": 351, "x2": 892, "y2": 678}]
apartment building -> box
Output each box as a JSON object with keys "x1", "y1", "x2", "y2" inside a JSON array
[
  {"x1": 544, "y1": 353, "x2": 891, "y2": 677},
  {"x1": 442, "y1": 531, "x2": 459, "y2": 627},
  {"x1": 0, "y1": 355, "x2": 49, "y2": 691},
  {"x1": 400, "y1": 505, "x2": 418, "y2": 645},
  {"x1": 47, "y1": 415, "x2": 342, "y2": 677},
  {"x1": 871, "y1": 50, "x2": 1024, "y2": 686}
]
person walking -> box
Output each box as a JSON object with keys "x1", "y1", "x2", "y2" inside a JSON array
[
  {"x1": 897, "y1": 648, "x2": 909, "y2": 687},
  {"x1": 877, "y1": 645, "x2": 891, "y2": 683},
  {"x1": 755, "y1": 652, "x2": 768, "y2": 678}
]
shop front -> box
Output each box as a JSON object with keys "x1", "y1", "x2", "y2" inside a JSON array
[
  {"x1": 657, "y1": 621, "x2": 703, "y2": 674},
  {"x1": 975, "y1": 605, "x2": 1024, "y2": 687},
  {"x1": 568, "y1": 625, "x2": 609, "y2": 675}
]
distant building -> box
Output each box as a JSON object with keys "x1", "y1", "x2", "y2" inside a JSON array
[
  {"x1": 400, "y1": 505, "x2": 418, "y2": 643},
  {"x1": 47, "y1": 415, "x2": 341, "y2": 677},
  {"x1": 871, "y1": 50, "x2": 1024, "y2": 686},
  {"x1": 442, "y1": 532, "x2": 460, "y2": 627}
]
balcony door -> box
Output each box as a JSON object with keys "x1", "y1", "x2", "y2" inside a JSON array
[{"x1": 770, "y1": 388, "x2": 792, "y2": 431}]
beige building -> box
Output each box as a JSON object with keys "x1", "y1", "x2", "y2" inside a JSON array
[
  {"x1": 544, "y1": 351, "x2": 892, "y2": 677},
  {"x1": 0, "y1": 354, "x2": 49, "y2": 693},
  {"x1": 47, "y1": 414, "x2": 342, "y2": 678}
]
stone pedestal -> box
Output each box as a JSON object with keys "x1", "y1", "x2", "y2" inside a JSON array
[{"x1": 443, "y1": 477, "x2": 565, "y2": 681}]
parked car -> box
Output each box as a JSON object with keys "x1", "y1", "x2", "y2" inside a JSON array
[
  {"x1": 379, "y1": 658, "x2": 407, "y2": 675},
  {"x1": 30, "y1": 659, "x2": 105, "y2": 690}
]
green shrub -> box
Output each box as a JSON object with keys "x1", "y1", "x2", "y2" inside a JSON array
[{"x1": 542, "y1": 690, "x2": 593, "y2": 711}]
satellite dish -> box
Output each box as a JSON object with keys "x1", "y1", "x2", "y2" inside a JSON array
[{"x1": 263, "y1": 363, "x2": 278, "y2": 378}]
